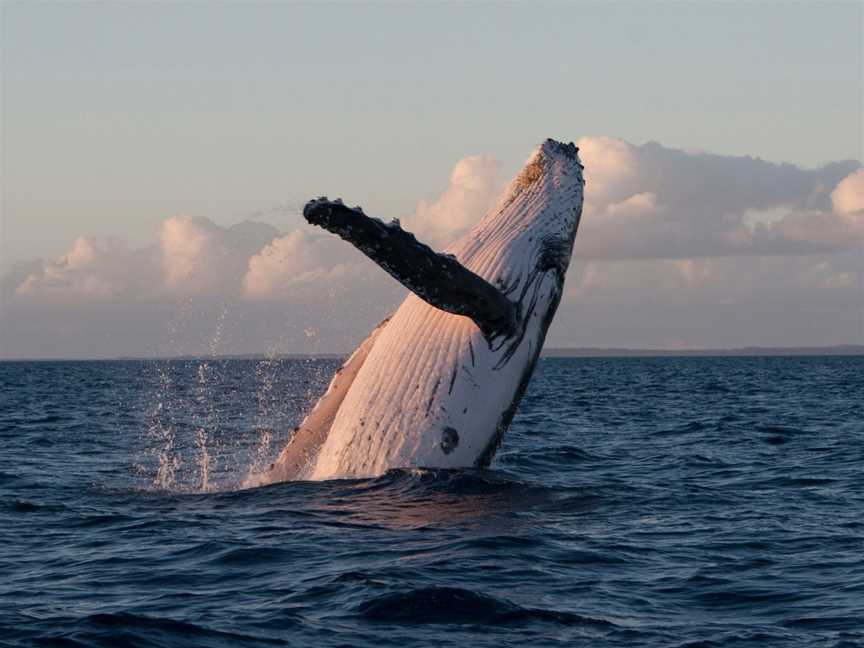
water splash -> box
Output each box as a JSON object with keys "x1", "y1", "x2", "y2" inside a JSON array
[
  {"x1": 194, "y1": 426, "x2": 211, "y2": 491},
  {"x1": 136, "y1": 199, "x2": 335, "y2": 492},
  {"x1": 147, "y1": 299, "x2": 193, "y2": 491},
  {"x1": 246, "y1": 353, "x2": 280, "y2": 480},
  {"x1": 144, "y1": 348, "x2": 414, "y2": 492},
  {"x1": 145, "y1": 300, "x2": 228, "y2": 493},
  {"x1": 192, "y1": 304, "x2": 228, "y2": 492},
  {"x1": 243, "y1": 332, "x2": 322, "y2": 485},
  {"x1": 194, "y1": 362, "x2": 213, "y2": 493},
  {"x1": 150, "y1": 383, "x2": 180, "y2": 490},
  {"x1": 142, "y1": 297, "x2": 342, "y2": 492}
]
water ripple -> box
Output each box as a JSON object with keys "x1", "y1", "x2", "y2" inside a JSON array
[{"x1": 1, "y1": 356, "x2": 862, "y2": 647}]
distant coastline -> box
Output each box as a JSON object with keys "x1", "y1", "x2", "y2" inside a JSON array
[
  {"x1": 541, "y1": 345, "x2": 864, "y2": 358},
  {"x1": 2, "y1": 345, "x2": 863, "y2": 361}
]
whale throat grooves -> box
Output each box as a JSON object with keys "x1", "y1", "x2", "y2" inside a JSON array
[{"x1": 302, "y1": 199, "x2": 517, "y2": 340}]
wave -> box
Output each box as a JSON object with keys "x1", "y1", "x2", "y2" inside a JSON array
[
  {"x1": 29, "y1": 612, "x2": 285, "y2": 648},
  {"x1": 357, "y1": 586, "x2": 614, "y2": 627},
  {"x1": 2, "y1": 499, "x2": 67, "y2": 514}
]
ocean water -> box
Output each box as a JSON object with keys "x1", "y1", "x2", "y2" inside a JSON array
[{"x1": 1, "y1": 356, "x2": 862, "y2": 647}]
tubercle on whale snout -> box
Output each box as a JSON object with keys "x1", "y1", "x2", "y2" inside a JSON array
[{"x1": 542, "y1": 139, "x2": 581, "y2": 163}]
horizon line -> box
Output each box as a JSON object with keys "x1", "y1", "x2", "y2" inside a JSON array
[{"x1": 1, "y1": 344, "x2": 863, "y2": 362}]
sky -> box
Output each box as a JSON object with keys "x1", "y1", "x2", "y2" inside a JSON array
[{"x1": 1, "y1": 1, "x2": 862, "y2": 358}]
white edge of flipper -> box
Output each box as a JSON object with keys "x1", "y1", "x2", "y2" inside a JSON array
[{"x1": 243, "y1": 318, "x2": 390, "y2": 488}]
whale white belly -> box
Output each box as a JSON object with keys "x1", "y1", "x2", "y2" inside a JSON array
[{"x1": 310, "y1": 273, "x2": 558, "y2": 480}]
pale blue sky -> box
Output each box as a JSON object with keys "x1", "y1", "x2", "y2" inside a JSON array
[
  {"x1": 2, "y1": 1, "x2": 861, "y2": 269},
  {"x1": 1, "y1": 2, "x2": 862, "y2": 356}
]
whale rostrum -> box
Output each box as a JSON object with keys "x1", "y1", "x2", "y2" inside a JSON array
[{"x1": 249, "y1": 138, "x2": 585, "y2": 485}]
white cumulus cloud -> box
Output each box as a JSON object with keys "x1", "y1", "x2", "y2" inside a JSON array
[
  {"x1": 575, "y1": 136, "x2": 861, "y2": 259},
  {"x1": 2, "y1": 137, "x2": 861, "y2": 357},
  {"x1": 15, "y1": 237, "x2": 157, "y2": 301},
  {"x1": 242, "y1": 230, "x2": 349, "y2": 301},
  {"x1": 831, "y1": 168, "x2": 864, "y2": 224},
  {"x1": 404, "y1": 154, "x2": 503, "y2": 249},
  {"x1": 159, "y1": 217, "x2": 280, "y2": 297}
]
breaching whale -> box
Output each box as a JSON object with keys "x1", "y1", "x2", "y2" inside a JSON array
[{"x1": 251, "y1": 138, "x2": 584, "y2": 485}]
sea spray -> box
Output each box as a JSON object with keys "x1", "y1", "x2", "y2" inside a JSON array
[
  {"x1": 149, "y1": 366, "x2": 180, "y2": 490},
  {"x1": 192, "y1": 304, "x2": 228, "y2": 492},
  {"x1": 142, "y1": 300, "x2": 344, "y2": 491},
  {"x1": 147, "y1": 299, "x2": 190, "y2": 490},
  {"x1": 247, "y1": 352, "x2": 280, "y2": 481}
]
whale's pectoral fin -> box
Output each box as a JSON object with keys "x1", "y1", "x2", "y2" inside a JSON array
[{"x1": 303, "y1": 198, "x2": 517, "y2": 338}]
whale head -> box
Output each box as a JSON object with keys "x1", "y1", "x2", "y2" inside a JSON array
[
  {"x1": 452, "y1": 138, "x2": 585, "y2": 319},
  {"x1": 510, "y1": 138, "x2": 584, "y2": 274}
]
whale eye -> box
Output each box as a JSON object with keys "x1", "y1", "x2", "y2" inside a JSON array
[{"x1": 441, "y1": 427, "x2": 459, "y2": 455}]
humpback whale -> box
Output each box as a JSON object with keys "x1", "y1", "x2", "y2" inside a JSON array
[{"x1": 252, "y1": 138, "x2": 584, "y2": 485}]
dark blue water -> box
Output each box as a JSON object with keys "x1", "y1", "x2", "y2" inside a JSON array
[{"x1": 1, "y1": 357, "x2": 862, "y2": 647}]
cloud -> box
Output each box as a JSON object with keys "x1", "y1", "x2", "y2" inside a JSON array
[
  {"x1": 15, "y1": 236, "x2": 157, "y2": 301},
  {"x1": 577, "y1": 136, "x2": 640, "y2": 206},
  {"x1": 831, "y1": 168, "x2": 864, "y2": 224},
  {"x1": 2, "y1": 138, "x2": 862, "y2": 357},
  {"x1": 10, "y1": 151, "x2": 503, "y2": 308},
  {"x1": 404, "y1": 154, "x2": 503, "y2": 249},
  {"x1": 550, "y1": 249, "x2": 861, "y2": 349},
  {"x1": 159, "y1": 217, "x2": 279, "y2": 297},
  {"x1": 20, "y1": 139, "x2": 858, "y2": 307},
  {"x1": 568, "y1": 253, "x2": 857, "y2": 304},
  {"x1": 242, "y1": 230, "x2": 349, "y2": 300},
  {"x1": 13, "y1": 218, "x2": 282, "y2": 302},
  {"x1": 575, "y1": 137, "x2": 862, "y2": 259}
]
